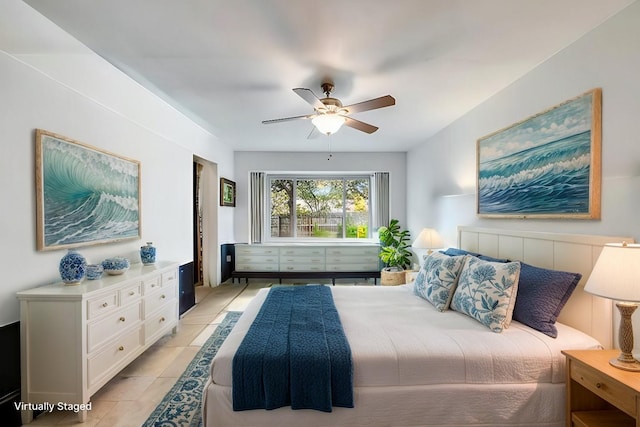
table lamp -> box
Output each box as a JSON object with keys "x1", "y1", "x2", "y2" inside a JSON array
[
  {"x1": 411, "y1": 228, "x2": 444, "y2": 260},
  {"x1": 584, "y1": 242, "x2": 640, "y2": 371}
]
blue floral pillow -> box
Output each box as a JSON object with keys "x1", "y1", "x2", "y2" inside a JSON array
[
  {"x1": 451, "y1": 257, "x2": 521, "y2": 332},
  {"x1": 414, "y1": 252, "x2": 468, "y2": 311}
]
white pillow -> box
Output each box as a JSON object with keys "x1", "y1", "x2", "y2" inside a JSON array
[
  {"x1": 450, "y1": 256, "x2": 521, "y2": 332},
  {"x1": 413, "y1": 252, "x2": 468, "y2": 311}
]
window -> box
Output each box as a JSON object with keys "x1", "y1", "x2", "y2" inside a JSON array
[{"x1": 268, "y1": 175, "x2": 371, "y2": 240}]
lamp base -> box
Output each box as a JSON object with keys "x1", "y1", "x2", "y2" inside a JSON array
[{"x1": 610, "y1": 356, "x2": 640, "y2": 371}]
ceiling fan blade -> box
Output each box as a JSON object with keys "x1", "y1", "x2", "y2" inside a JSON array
[
  {"x1": 343, "y1": 95, "x2": 396, "y2": 114},
  {"x1": 262, "y1": 114, "x2": 314, "y2": 124},
  {"x1": 306, "y1": 126, "x2": 320, "y2": 139},
  {"x1": 293, "y1": 88, "x2": 325, "y2": 110},
  {"x1": 344, "y1": 117, "x2": 379, "y2": 134}
]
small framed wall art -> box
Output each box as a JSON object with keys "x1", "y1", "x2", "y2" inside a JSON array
[
  {"x1": 220, "y1": 177, "x2": 236, "y2": 207},
  {"x1": 476, "y1": 88, "x2": 601, "y2": 219},
  {"x1": 35, "y1": 129, "x2": 141, "y2": 250}
]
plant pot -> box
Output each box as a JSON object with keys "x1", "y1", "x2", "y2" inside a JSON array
[{"x1": 381, "y1": 269, "x2": 406, "y2": 286}]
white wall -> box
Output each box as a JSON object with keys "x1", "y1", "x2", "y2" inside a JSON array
[
  {"x1": 234, "y1": 151, "x2": 407, "y2": 243},
  {"x1": 0, "y1": 3, "x2": 234, "y2": 326},
  {"x1": 406, "y1": 2, "x2": 640, "y2": 247}
]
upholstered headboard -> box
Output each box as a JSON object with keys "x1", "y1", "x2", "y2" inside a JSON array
[{"x1": 457, "y1": 226, "x2": 634, "y2": 349}]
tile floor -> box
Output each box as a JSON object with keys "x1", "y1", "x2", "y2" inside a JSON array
[{"x1": 27, "y1": 280, "x2": 269, "y2": 426}]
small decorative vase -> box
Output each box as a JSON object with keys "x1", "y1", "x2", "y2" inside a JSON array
[
  {"x1": 102, "y1": 257, "x2": 130, "y2": 275},
  {"x1": 59, "y1": 249, "x2": 87, "y2": 285},
  {"x1": 85, "y1": 264, "x2": 104, "y2": 280},
  {"x1": 140, "y1": 242, "x2": 156, "y2": 265}
]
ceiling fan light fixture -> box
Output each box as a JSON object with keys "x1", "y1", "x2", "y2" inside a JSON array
[{"x1": 312, "y1": 113, "x2": 346, "y2": 135}]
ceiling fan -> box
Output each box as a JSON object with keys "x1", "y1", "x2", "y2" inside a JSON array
[{"x1": 262, "y1": 82, "x2": 395, "y2": 136}]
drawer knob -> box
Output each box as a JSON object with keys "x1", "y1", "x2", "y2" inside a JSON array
[
  {"x1": 596, "y1": 382, "x2": 602, "y2": 389},
  {"x1": 129, "y1": 291, "x2": 135, "y2": 296},
  {"x1": 161, "y1": 294, "x2": 166, "y2": 299},
  {"x1": 102, "y1": 302, "x2": 109, "y2": 308},
  {"x1": 118, "y1": 346, "x2": 124, "y2": 351},
  {"x1": 160, "y1": 317, "x2": 166, "y2": 322},
  {"x1": 119, "y1": 317, "x2": 126, "y2": 322}
]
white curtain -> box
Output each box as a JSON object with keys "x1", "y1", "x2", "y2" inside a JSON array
[
  {"x1": 250, "y1": 172, "x2": 264, "y2": 243},
  {"x1": 374, "y1": 172, "x2": 390, "y2": 229}
]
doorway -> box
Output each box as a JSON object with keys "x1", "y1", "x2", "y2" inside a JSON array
[{"x1": 193, "y1": 157, "x2": 219, "y2": 287}]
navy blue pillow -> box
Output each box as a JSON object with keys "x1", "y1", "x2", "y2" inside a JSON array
[
  {"x1": 512, "y1": 262, "x2": 581, "y2": 338},
  {"x1": 441, "y1": 248, "x2": 480, "y2": 257},
  {"x1": 441, "y1": 248, "x2": 509, "y2": 263}
]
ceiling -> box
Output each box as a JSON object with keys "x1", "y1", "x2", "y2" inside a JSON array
[{"x1": 14, "y1": 0, "x2": 637, "y2": 152}]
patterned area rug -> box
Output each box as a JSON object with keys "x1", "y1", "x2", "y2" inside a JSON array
[{"x1": 142, "y1": 311, "x2": 242, "y2": 427}]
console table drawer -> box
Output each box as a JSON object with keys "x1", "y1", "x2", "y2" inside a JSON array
[
  {"x1": 236, "y1": 254, "x2": 279, "y2": 264},
  {"x1": 236, "y1": 245, "x2": 278, "y2": 256},
  {"x1": 326, "y1": 263, "x2": 379, "y2": 272},
  {"x1": 280, "y1": 263, "x2": 326, "y2": 272},
  {"x1": 326, "y1": 246, "x2": 379, "y2": 256},
  {"x1": 280, "y1": 247, "x2": 325, "y2": 256},
  {"x1": 236, "y1": 262, "x2": 278, "y2": 272},
  {"x1": 326, "y1": 254, "x2": 379, "y2": 264}
]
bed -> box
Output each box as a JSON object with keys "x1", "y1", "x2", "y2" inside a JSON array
[{"x1": 202, "y1": 227, "x2": 633, "y2": 427}]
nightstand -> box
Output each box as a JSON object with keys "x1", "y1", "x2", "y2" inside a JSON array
[{"x1": 563, "y1": 349, "x2": 640, "y2": 426}]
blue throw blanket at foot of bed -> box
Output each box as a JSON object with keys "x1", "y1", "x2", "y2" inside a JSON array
[{"x1": 232, "y1": 285, "x2": 353, "y2": 412}]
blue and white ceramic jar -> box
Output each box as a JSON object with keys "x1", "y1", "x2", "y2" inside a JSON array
[
  {"x1": 140, "y1": 242, "x2": 156, "y2": 265},
  {"x1": 85, "y1": 264, "x2": 104, "y2": 280},
  {"x1": 59, "y1": 249, "x2": 87, "y2": 285}
]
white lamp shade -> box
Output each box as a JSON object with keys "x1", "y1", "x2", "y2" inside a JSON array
[
  {"x1": 312, "y1": 113, "x2": 346, "y2": 135},
  {"x1": 585, "y1": 243, "x2": 640, "y2": 302},
  {"x1": 412, "y1": 228, "x2": 444, "y2": 249}
]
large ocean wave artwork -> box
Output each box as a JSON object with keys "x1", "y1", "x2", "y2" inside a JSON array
[
  {"x1": 477, "y1": 89, "x2": 600, "y2": 218},
  {"x1": 36, "y1": 131, "x2": 140, "y2": 250}
]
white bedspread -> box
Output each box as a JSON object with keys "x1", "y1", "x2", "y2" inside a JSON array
[
  {"x1": 210, "y1": 284, "x2": 600, "y2": 388},
  {"x1": 205, "y1": 284, "x2": 601, "y2": 427}
]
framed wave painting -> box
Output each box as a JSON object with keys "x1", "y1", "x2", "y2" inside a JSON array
[
  {"x1": 35, "y1": 129, "x2": 141, "y2": 250},
  {"x1": 477, "y1": 88, "x2": 601, "y2": 219}
]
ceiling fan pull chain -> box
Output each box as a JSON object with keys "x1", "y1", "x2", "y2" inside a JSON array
[{"x1": 327, "y1": 136, "x2": 333, "y2": 161}]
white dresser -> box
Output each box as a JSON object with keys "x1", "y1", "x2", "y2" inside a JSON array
[{"x1": 17, "y1": 261, "x2": 179, "y2": 423}]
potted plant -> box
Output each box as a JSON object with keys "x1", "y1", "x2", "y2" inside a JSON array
[{"x1": 378, "y1": 219, "x2": 412, "y2": 285}]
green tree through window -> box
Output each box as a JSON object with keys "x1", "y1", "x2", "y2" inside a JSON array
[{"x1": 269, "y1": 176, "x2": 370, "y2": 240}]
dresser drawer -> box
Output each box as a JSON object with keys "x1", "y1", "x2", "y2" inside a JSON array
[
  {"x1": 162, "y1": 268, "x2": 178, "y2": 286},
  {"x1": 144, "y1": 283, "x2": 176, "y2": 315},
  {"x1": 87, "y1": 291, "x2": 119, "y2": 320},
  {"x1": 120, "y1": 282, "x2": 142, "y2": 306},
  {"x1": 142, "y1": 275, "x2": 162, "y2": 294},
  {"x1": 87, "y1": 302, "x2": 142, "y2": 353},
  {"x1": 87, "y1": 326, "x2": 144, "y2": 389},
  {"x1": 571, "y1": 361, "x2": 636, "y2": 417},
  {"x1": 145, "y1": 300, "x2": 177, "y2": 343}
]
